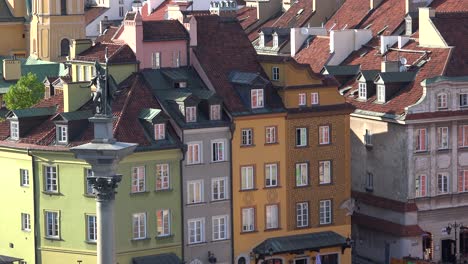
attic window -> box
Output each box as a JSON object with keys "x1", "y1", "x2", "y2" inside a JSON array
[
  {"x1": 57, "y1": 125, "x2": 68, "y2": 144},
  {"x1": 437, "y1": 93, "x2": 448, "y2": 109},
  {"x1": 251, "y1": 89, "x2": 264, "y2": 109},
  {"x1": 10, "y1": 121, "x2": 19, "y2": 140},
  {"x1": 358, "y1": 83, "x2": 367, "y2": 99},
  {"x1": 175, "y1": 82, "x2": 187, "y2": 88},
  {"x1": 186, "y1": 106, "x2": 197, "y2": 123},
  {"x1": 154, "y1": 123, "x2": 166, "y2": 140},
  {"x1": 210, "y1": 104, "x2": 221, "y2": 121},
  {"x1": 377, "y1": 85, "x2": 385, "y2": 103},
  {"x1": 296, "y1": 8, "x2": 304, "y2": 16}
]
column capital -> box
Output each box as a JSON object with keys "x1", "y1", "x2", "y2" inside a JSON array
[{"x1": 89, "y1": 175, "x2": 122, "y2": 201}]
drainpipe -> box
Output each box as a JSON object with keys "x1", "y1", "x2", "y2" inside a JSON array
[
  {"x1": 229, "y1": 122, "x2": 235, "y2": 264},
  {"x1": 180, "y1": 131, "x2": 186, "y2": 262},
  {"x1": 27, "y1": 148, "x2": 40, "y2": 264}
]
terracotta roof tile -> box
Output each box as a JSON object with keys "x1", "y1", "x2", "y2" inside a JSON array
[
  {"x1": 142, "y1": 20, "x2": 189, "y2": 41},
  {"x1": 75, "y1": 42, "x2": 137, "y2": 64},
  {"x1": 294, "y1": 36, "x2": 331, "y2": 73},
  {"x1": 353, "y1": 213, "x2": 424, "y2": 237},
  {"x1": 324, "y1": 0, "x2": 371, "y2": 30},
  {"x1": 95, "y1": 26, "x2": 119, "y2": 43},
  {"x1": 430, "y1": 0, "x2": 468, "y2": 12},
  {"x1": 271, "y1": 0, "x2": 314, "y2": 28},
  {"x1": 359, "y1": 0, "x2": 406, "y2": 36},
  {"x1": 141, "y1": 0, "x2": 169, "y2": 21},
  {"x1": 237, "y1": 6, "x2": 258, "y2": 30},
  {"x1": 85, "y1": 6, "x2": 109, "y2": 25}
]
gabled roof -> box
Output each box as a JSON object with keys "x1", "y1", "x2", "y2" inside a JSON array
[
  {"x1": 53, "y1": 110, "x2": 93, "y2": 122},
  {"x1": 322, "y1": 65, "x2": 361, "y2": 76},
  {"x1": 141, "y1": 0, "x2": 170, "y2": 21},
  {"x1": 430, "y1": 0, "x2": 468, "y2": 12},
  {"x1": 142, "y1": 20, "x2": 189, "y2": 42},
  {"x1": 294, "y1": 36, "x2": 331, "y2": 73},
  {"x1": 95, "y1": 26, "x2": 120, "y2": 43},
  {"x1": 358, "y1": 0, "x2": 406, "y2": 36},
  {"x1": 74, "y1": 42, "x2": 137, "y2": 64},
  {"x1": 85, "y1": 6, "x2": 109, "y2": 25},
  {"x1": 358, "y1": 70, "x2": 379, "y2": 81},
  {"x1": 271, "y1": 0, "x2": 314, "y2": 28},
  {"x1": 376, "y1": 71, "x2": 417, "y2": 83},
  {"x1": 324, "y1": 0, "x2": 371, "y2": 31}
]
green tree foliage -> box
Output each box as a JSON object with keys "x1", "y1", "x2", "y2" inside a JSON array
[{"x1": 4, "y1": 73, "x2": 44, "y2": 110}]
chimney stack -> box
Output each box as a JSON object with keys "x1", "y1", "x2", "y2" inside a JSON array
[
  {"x1": 3, "y1": 59, "x2": 21, "y2": 81},
  {"x1": 381, "y1": 59, "x2": 399, "y2": 72},
  {"x1": 209, "y1": 1, "x2": 237, "y2": 17}
]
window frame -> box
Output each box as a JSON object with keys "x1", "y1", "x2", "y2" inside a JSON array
[
  {"x1": 20, "y1": 169, "x2": 29, "y2": 187},
  {"x1": 459, "y1": 170, "x2": 468, "y2": 193},
  {"x1": 210, "y1": 104, "x2": 221, "y2": 120},
  {"x1": 437, "y1": 172, "x2": 449, "y2": 194},
  {"x1": 132, "y1": 212, "x2": 147, "y2": 240},
  {"x1": 241, "y1": 128, "x2": 253, "y2": 146},
  {"x1": 45, "y1": 211, "x2": 60, "y2": 239},
  {"x1": 156, "y1": 163, "x2": 170, "y2": 191},
  {"x1": 211, "y1": 139, "x2": 226, "y2": 162},
  {"x1": 298, "y1": 93, "x2": 306, "y2": 106},
  {"x1": 311, "y1": 92, "x2": 319, "y2": 105},
  {"x1": 212, "y1": 177, "x2": 228, "y2": 201},
  {"x1": 415, "y1": 174, "x2": 427, "y2": 197},
  {"x1": 319, "y1": 125, "x2": 330, "y2": 145},
  {"x1": 85, "y1": 168, "x2": 94, "y2": 195},
  {"x1": 86, "y1": 214, "x2": 97, "y2": 242},
  {"x1": 265, "y1": 126, "x2": 277, "y2": 144},
  {"x1": 212, "y1": 215, "x2": 228, "y2": 241},
  {"x1": 460, "y1": 93, "x2": 468, "y2": 107},
  {"x1": 296, "y1": 202, "x2": 309, "y2": 228},
  {"x1": 265, "y1": 204, "x2": 279, "y2": 230},
  {"x1": 241, "y1": 165, "x2": 255, "y2": 190},
  {"x1": 44, "y1": 165, "x2": 58, "y2": 193},
  {"x1": 187, "y1": 142, "x2": 202, "y2": 165},
  {"x1": 295, "y1": 162, "x2": 308, "y2": 187},
  {"x1": 156, "y1": 209, "x2": 171, "y2": 237},
  {"x1": 437, "y1": 93, "x2": 448, "y2": 109},
  {"x1": 265, "y1": 163, "x2": 278, "y2": 188},
  {"x1": 10, "y1": 121, "x2": 19, "y2": 140},
  {"x1": 152, "y1": 52, "x2": 161, "y2": 69},
  {"x1": 319, "y1": 200, "x2": 332, "y2": 225},
  {"x1": 251, "y1": 89, "x2": 264, "y2": 109},
  {"x1": 131, "y1": 166, "x2": 146, "y2": 193},
  {"x1": 377, "y1": 84, "x2": 386, "y2": 103},
  {"x1": 358, "y1": 82, "x2": 367, "y2": 99},
  {"x1": 437, "y1": 126, "x2": 449, "y2": 150},
  {"x1": 295, "y1": 127, "x2": 307, "y2": 147},
  {"x1": 415, "y1": 128, "x2": 428, "y2": 152},
  {"x1": 272, "y1": 67, "x2": 280, "y2": 81},
  {"x1": 188, "y1": 218, "x2": 205, "y2": 244},
  {"x1": 56, "y1": 125, "x2": 68, "y2": 144},
  {"x1": 187, "y1": 180, "x2": 204, "y2": 204},
  {"x1": 319, "y1": 160, "x2": 332, "y2": 185},
  {"x1": 458, "y1": 125, "x2": 468, "y2": 148},
  {"x1": 21, "y1": 213, "x2": 31, "y2": 231},
  {"x1": 185, "y1": 106, "x2": 197, "y2": 123},
  {"x1": 241, "y1": 207, "x2": 255, "y2": 232},
  {"x1": 154, "y1": 123, "x2": 166, "y2": 140}
]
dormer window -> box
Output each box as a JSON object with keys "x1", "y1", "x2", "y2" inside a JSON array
[
  {"x1": 272, "y1": 67, "x2": 280, "y2": 81},
  {"x1": 57, "y1": 125, "x2": 68, "y2": 144},
  {"x1": 358, "y1": 83, "x2": 367, "y2": 99},
  {"x1": 154, "y1": 123, "x2": 166, "y2": 140},
  {"x1": 186, "y1": 106, "x2": 197, "y2": 122},
  {"x1": 377, "y1": 85, "x2": 385, "y2": 103},
  {"x1": 251, "y1": 89, "x2": 264, "y2": 109},
  {"x1": 210, "y1": 104, "x2": 221, "y2": 121},
  {"x1": 10, "y1": 121, "x2": 19, "y2": 140},
  {"x1": 437, "y1": 93, "x2": 448, "y2": 109},
  {"x1": 175, "y1": 82, "x2": 187, "y2": 88}
]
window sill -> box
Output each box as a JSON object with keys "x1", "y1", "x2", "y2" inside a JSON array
[
  {"x1": 365, "y1": 187, "x2": 374, "y2": 193},
  {"x1": 186, "y1": 162, "x2": 205, "y2": 166},
  {"x1": 42, "y1": 191, "x2": 62, "y2": 196},
  {"x1": 414, "y1": 150, "x2": 429, "y2": 154},
  {"x1": 155, "y1": 188, "x2": 173, "y2": 193},
  {"x1": 131, "y1": 237, "x2": 151, "y2": 242},
  {"x1": 294, "y1": 185, "x2": 310, "y2": 189},
  {"x1": 295, "y1": 145, "x2": 308, "y2": 149},
  {"x1": 44, "y1": 237, "x2": 63, "y2": 241},
  {"x1": 155, "y1": 234, "x2": 174, "y2": 240},
  {"x1": 130, "y1": 191, "x2": 150, "y2": 196},
  {"x1": 212, "y1": 238, "x2": 230, "y2": 243},
  {"x1": 295, "y1": 225, "x2": 310, "y2": 230},
  {"x1": 318, "y1": 143, "x2": 331, "y2": 146},
  {"x1": 187, "y1": 241, "x2": 207, "y2": 246},
  {"x1": 22, "y1": 229, "x2": 31, "y2": 233},
  {"x1": 264, "y1": 142, "x2": 279, "y2": 146},
  {"x1": 210, "y1": 199, "x2": 230, "y2": 204},
  {"x1": 263, "y1": 186, "x2": 281, "y2": 189},
  {"x1": 83, "y1": 194, "x2": 94, "y2": 198},
  {"x1": 85, "y1": 240, "x2": 97, "y2": 245},
  {"x1": 187, "y1": 202, "x2": 207, "y2": 206},
  {"x1": 240, "y1": 144, "x2": 255, "y2": 148},
  {"x1": 437, "y1": 148, "x2": 451, "y2": 152},
  {"x1": 319, "y1": 182, "x2": 333, "y2": 186},
  {"x1": 319, "y1": 222, "x2": 334, "y2": 227},
  {"x1": 210, "y1": 160, "x2": 229, "y2": 164},
  {"x1": 239, "y1": 188, "x2": 258, "y2": 192},
  {"x1": 264, "y1": 227, "x2": 282, "y2": 232},
  {"x1": 20, "y1": 185, "x2": 30, "y2": 188},
  {"x1": 240, "y1": 230, "x2": 258, "y2": 234}
]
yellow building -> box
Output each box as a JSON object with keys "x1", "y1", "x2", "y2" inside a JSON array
[{"x1": 0, "y1": 0, "x2": 28, "y2": 57}]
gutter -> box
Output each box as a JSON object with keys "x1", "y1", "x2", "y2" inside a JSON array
[
  {"x1": 229, "y1": 122, "x2": 235, "y2": 264},
  {"x1": 27, "y1": 148, "x2": 40, "y2": 264}
]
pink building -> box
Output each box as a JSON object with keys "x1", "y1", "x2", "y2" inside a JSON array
[{"x1": 114, "y1": 11, "x2": 189, "y2": 69}]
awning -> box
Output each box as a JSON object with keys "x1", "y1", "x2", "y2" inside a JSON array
[
  {"x1": 132, "y1": 253, "x2": 182, "y2": 264},
  {"x1": 0, "y1": 255, "x2": 23, "y2": 264},
  {"x1": 252, "y1": 231, "x2": 348, "y2": 256}
]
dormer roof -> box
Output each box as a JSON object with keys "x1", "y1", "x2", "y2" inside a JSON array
[
  {"x1": 229, "y1": 71, "x2": 269, "y2": 87},
  {"x1": 138, "y1": 108, "x2": 170, "y2": 123},
  {"x1": 322, "y1": 65, "x2": 361, "y2": 76},
  {"x1": 357, "y1": 70, "x2": 379, "y2": 82},
  {"x1": 52, "y1": 110, "x2": 93, "y2": 122},
  {"x1": 7, "y1": 106, "x2": 57, "y2": 119},
  {"x1": 375, "y1": 71, "x2": 417, "y2": 84},
  {"x1": 74, "y1": 42, "x2": 137, "y2": 64}
]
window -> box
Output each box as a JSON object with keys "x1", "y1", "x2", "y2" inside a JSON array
[
  {"x1": 173, "y1": 51, "x2": 180, "y2": 67},
  {"x1": 265, "y1": 163, "x2": 278, "y2": 187},
  {"x1": 61, "y1": 0, "x2": 67, "y2": 15},
  {"x1": 265, "y1": 126, "x2": 277, "y2": 144},
  {"x1": 272, "y1": 67, "x2": 280, "y2": 81},
  {"x1": 212, "y1": 215, "x2": 228, "y2": 240},
  {"x1": 377, "y1": 85, "x2": 385, "y2": 103},
  {"x1": 415, "y1": 175, "x2": 427, "y2": 197},
  {"x1": 45, "y1": 211, "x2": 59, "y2": 238},
  {"x1": 242, "y1": 208, "x2": 255, "y2": 232},
  {"x1": 21, "y1": 213, "x2": 31, "y2": 231},
  {"x1": 266, "y1": 204, "x2": 279, "y2": 229},
  {"x1": 251, "y1": 89, "x2": 264, "y2": 109},
  {"x1": 358, "y1": 83, "x2": 367, "y2": 99},
  {"x1": 10, "y1": 121, "x2": 19, "y2": 140},
  {"x1": 154, "y1": 123, "x2": 165, "y2": 140},
  {"x1": 296, "y1": 128, "x2": 307, "y2": 147},
  {"x1": 319, "y1": 160, "x2": 331, "y2": 184},
  {"x1": 437, "y1": 93, "x2": 448, "y2": 109},
  {"x1": 459, "y1": 170, "x2": 468, "y2": 193},
  {"x1": 272, "y1": 34, "x2": 278, "y2": 48},
  {"x1": 437, "y1": 127, "x2": 449, "y2": 150},
  {"x1": 188, "y1": 218, "x2": 204, "y2": 244},
  {"x1": 45, "y1": 166, "x2": 58, "y2": 193},
  {"x1": 366, "y1": 172, "x2": 373, "y2": 191},
  {"x1": 241, "y1": 129, "x2": 253, "y2": 146},
  {"x1": 152, "y1": 52, "x2": 161, "y2": 69},
  {"x1": 241, "y1": 166, "x2": 254, "y2": 190},
  {"x1": 364, "y1": 129, "x2": 372, "y2": 146},
  {"x1": 210, "y1": 105, "x2": 221, "y2": 120},
  {"x1": 156, "y1": 164, "x2": 170, "y2": 190},
  {"x1": 86, "y1": 215, "x2": 97, "y2": 242},
  {"x1": 319, "y1": 125, "x2": 330, "y2": 145},
  {"x1": 76, "y1": 66, "x2": 83, "y2": 81},
  {"x1": 132, "y1": 213, "x2": 146, "y2": 239},
  {"x1": 458, "y1": 125, "x2": 468, "y2": 148},
  {"x1": 131, "y1": 166, "x2": 145, "y2": 193},
  {"x1": 212, "y1": 140, "x2": 225, "y2": 162},
  {"x1": 437, "y1": 173, "x2": 449, "y2": 194},
  {"x1": 415, "y1": 128, "x2": 427, "y2": 151},
  {"x1": 156, "y1": 209, "x2": 170, "y2": 237},
  {"x1": 20, "y1": 169, "x2": 29, "y2": 186},
  {"x1": 187, "y1": 180, "x2": 203, "y2": 204},
  {"x1": 460, "y1": 94, "x2": 468, "y2": 107},
  {"x1": 84, "y1": 66, "x2": 90, "y2": 81},
  {"x1": 319, "y1": 200, "x2": 332, "y2": 225},
  {"x1": 296, "y1": 202, "x2": 308, "y2": 228},
  {"x1": 187, "y1": 143, "x2": 201, "y2": 164},
  {"x1": 85, "y1": 168, "x2": 94, "y2": 195},
  {"x1": 299, "y1": 93, "x2": 306, "y2": 106},
  {"x1": 119, "y1": 6, "x2": 124, "y2": 17},
  {"x1": 57, "y1": 125, "x2": 68, "y2": 143},
  {"x1": 295, "y1": 163, "x2": 308, "y2": 186},
  {"x1": 311, "y1": 92, "x2": 319, "y2": 105},
  {"x1": 212, "y1": 177, "x2": 227, "y2": 201},
  {"x1": 186, "y1": 106, "x2": 197, "y2": 122},
  {"x1": 60, "y1": 38, "x2": 69, "y2": 56}
]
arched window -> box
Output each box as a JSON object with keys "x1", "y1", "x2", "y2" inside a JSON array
[
  {"x1": 60, "y1": 39, "x2": 70, "y2": 57},
  {"x1": 437, "y1": 93, "x2": 448, "y2": 109},
  {"x1": 238, "y1": 257, "x2": 246, "y2": 264}
]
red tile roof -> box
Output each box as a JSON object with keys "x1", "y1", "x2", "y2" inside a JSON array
[
  {"x1": 431, "y1": 11, "x2": 468, "y2": 76},
  {"x1": 75, "y1": 42, "x2": 137, "y2": 64},
  {"x1": 95, "y1": 26, "x2": 119, "y2": 43},
  {"x1": 430, "y1": 0, "x2": 468, "y2": 12},
  {"x1": 141, "y1": 0, "x2": 169, "y2": 21},
  {"x1": 142, "y1": 20, "x2": 189, "y2": 41},
  {"x1": 353, "y1": 213, "x2": 424, "y2": 237},
  {"x1": 246, "y1": 14, "x2": 279, "y2": 41},
  {"x1": 359, "y1": 0, "x2": 406, "y2": 36},
  {"x1": 237, "y1": 6, "x2": 258, "y2": 30},
  {"x1": 406, "y1": 109, "x2": 468, "y2": 120},
  {"x1": 352, "y1": 191, "x2": 418, "y2": 212},
  {"x1": 294, "y1": 36, "x2": 330, "y2": 73},
  {"x1": 324, "y1": 0, "x2": 371, "y2": 30},
  {"x1": 271, "y1": 0, "x2": 314, "y2": 28},
  {"x1": 85, "y1": 6, "x2": 109, "y2": 25}
]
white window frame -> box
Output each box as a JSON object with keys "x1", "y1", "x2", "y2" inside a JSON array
[
  {"x1": 272, "y1": 67, "x2": 280, "y2": 81},
  {"x1": 44, "y1": 165, "x2": 58, "y2": 193},
  {"x1": 437, "y1": 127, "x2": 449, "y2": 150},
  {"x1": 437, "y1": 93, "x2": 448, "y2": 109},
  {"x1": 437, "y1": 172, "x2": 449, "y2": 194},
  {"x1": 460, "y1": 93, "x2": 468, "y2": 107},
  {"x1": 187, "y1": 142, "x2": 202, "y2": 165},
  {"x1": 266, "y1": 204, "x2": 279, "y2": 229},
  {"x1": 241, "y1": 128, "x2": 253, "y2": 146},
  {"x1": 86, "y1": 215, "x2": 97, "y2": 242},
  {"x1": 415, "y1": 174, "x2": 427, "y2": 197},
  {"x1": 299, "y1": 93, "x2": 306, "y2": 106},
  {"x1": 459, "y1": 170, "x2": 468, "y2": 193},
  {"x1": 358, "y1": 83, "x2": 367, "y2": 99},
  {"x1": 296, "y1": 163, "x2": 308, "y2": 187},
  {"x1": 85, "y1": 168, "x2": 94, "y2": 195},
  {"x1": 186, "y1": 106, "x2": 197, "y2": 123},
  {"x1": 156, "y1": 164, "x2": 170, "y2": 190},
  {"x1": 57, "y1": 125, "x2": 68, "y2": 143},
  {"x1": 21, "y1": 213, "x2": 31, "y2": 231},
  {"x1": 460, "y1": 125, "x2": 468, "y2": 147},
  {"x1": 152, "y1": 52, "x2": 161, "y2": 69},
  {"x1": 154, "y1": 123, "x2": 165, "y2": 140},
  {"x1": 296, "y1": 127, "x2": 307, "y2": 147},
  {"x1": 377, "y1": 84, "x2": 385, "y2": 103},
  {"x1": 132, "y1": 212, "x2": 147, "y2": 240},
  {"x1": 251, "y1": 89, "x2": 264, "y2": 109},
  {"x1": 188, "y1": 218, "x2": 205, "y2": 244},
  {"x1": 212, "y1": 177, "x2": 227, "y2": 201},
  {"x1": 415, "y1": 128, "x2": 427, "y2": 152},
  {"x1": 319, "y1": 160, "x2": 331, "y2": 184},
  {"x1": 296, "y1": 202, "x2": 308, "y2": 228},
  {"x1": 156, "y1": 209, "x2": 171, "y2": 237},
  {"x1": 311, "y1": 92, "x2": 319, "y2": 105},
  {"x1": 319, "y1": 125, "x2": 330, "y2": 145},
  {"x1": 265, "y1": 126, "x2": 276, "y2": 144},
  {"x1": 10, "y1": 121, "x2": 19, "y2": 140},
  {"x1": 242, "y1": 208, "x2": 255, "y2": 232},
  {"x1": 212, "y1": 215, "x2": 228, "y2": 241},
  {"x1": 173, "y1": 50, "x2": 181, "y2": 67},
  {"x1": 45, "y1": 211, "x2": 59, "y2": 239},
  {"x1": 76, "y1": 66, "x2": 83, "y2": 81},
  {"x1": 83, "y1": 66, "x2": 90, "y2": 81},
  {"x1": 366, "y1": 172, "x2": 374, "y2": 191},
  {"x1": 20, "y1": 169, "x2": 29, "y2": 187},
  {"x1": 265, "y1": 163, "x2": 278, "y2": 187},
  {"x1": 212, "y1": 139, "x2": 226, "y2": 162},
  {"x1": 210, "y1": 104, "x2": 221, "y2": 120},
  {"x1": 187, "y1": 180, "x2": 203, "y2": 204},
  {"x1": 319, "y1": 200, "x2": 332, "y2": 225},
  {"x1": 241, "y1": 166, "x2": 254, "y2": 190},
  {"x1": 131, "y1": 166, "x2": 146, "y2": 193}
]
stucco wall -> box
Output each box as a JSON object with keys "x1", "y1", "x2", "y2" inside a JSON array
[{"x1": 0, "y1": 23, "x2": 26, "y2": 56}]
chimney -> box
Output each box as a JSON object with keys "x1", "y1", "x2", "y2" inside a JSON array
[
  {"x1": 381, "y1": 59, "x2": 399, "y2": 72},
  {"x1": 62, "y1": 81, "x2": 92, "y2": 113},
  {"x1": 256, "y1": 0, "x2": 282, "y2": 22},
  {"x1": 70, "y1": 39, "x2": 93, "y2": 60},
  {"x1": 2, "y1": 59, "x2": 21, "y2": 81},
  {"x1": 132, "y1": 0, "x2": 143, "y2": 13},
  {"x1": 419, "y1": 7, "x2": 446, "y2": 47},
  {"x1": 209, "y1": 1, "x2": 237, "y2": 17},
  {"x1": 370, "y1": 0, "x2": 384, "y2": 9}
]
